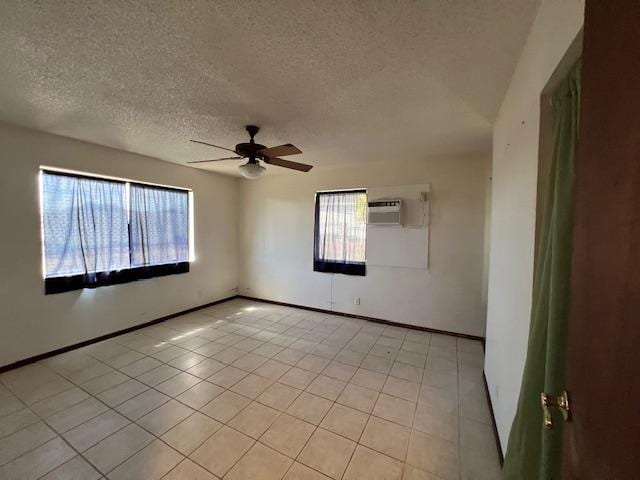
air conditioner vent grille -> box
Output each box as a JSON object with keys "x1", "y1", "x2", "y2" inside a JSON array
[{"x1": 368, "y1": 198, "x2": 402, "y2": 225}]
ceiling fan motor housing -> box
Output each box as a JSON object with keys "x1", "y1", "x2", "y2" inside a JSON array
[
  {"x1": 236, "y1": 125, "x2": 265, "y2": 161},
  {"x1": 235, "y1": 142, "x2": 267, "y2": 159}
]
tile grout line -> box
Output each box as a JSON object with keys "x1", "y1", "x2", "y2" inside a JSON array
[
  {"x1": 179, "y1": 334, "x2": 327, "y2": 478},
  {"x1": 0, "y1": 379, "x2": 109, "y2": 480},
  {"x1": 31, "y1": 358, "x2": 178, "y2": 479},
  {"x1": 284, "y1": 325, "x2": 385, "y2": 480},
  {"x1": 204, "y1": 338, "x2": 347, "y2": 478},
  {"x1": 3, "y1": 333, "x2": 213, "y2": 477},
  {"x1": 0, "y1": 300, "x2": 481, "y2": 480}
]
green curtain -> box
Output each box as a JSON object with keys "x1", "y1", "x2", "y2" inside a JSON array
[{"x1": 503, "y1": 59, "x2": 581, "y2": 480}]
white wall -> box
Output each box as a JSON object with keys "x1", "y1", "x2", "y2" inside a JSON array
[
  {"x1": 484, "y1": 0, "x2": 585, "y2": 450},
  {"x1": 0, "y1": 122, "x2": 239, "y2": 367},
  {"x1": 238, "y1": 155, "x2": 490, "y2": 337}
]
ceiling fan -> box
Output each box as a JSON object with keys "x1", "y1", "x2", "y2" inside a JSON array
[{"x1": 188, "y1": 125, "x2": 312, "y2": 179}]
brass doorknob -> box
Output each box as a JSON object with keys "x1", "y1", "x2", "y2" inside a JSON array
[{"x1": 541, "y1": 390, "x2": 571, "y2": 430}]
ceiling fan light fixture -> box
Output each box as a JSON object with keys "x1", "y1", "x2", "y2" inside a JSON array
[{"x1": 238, "y1": 161, "x2": 266, "y2": 179}]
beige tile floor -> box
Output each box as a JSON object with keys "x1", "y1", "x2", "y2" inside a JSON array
[{"x1": 0, "y1": 299, "x2": 502, "y2": 480}]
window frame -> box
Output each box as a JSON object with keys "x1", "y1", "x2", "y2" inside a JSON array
[
  {"x1": 39, "y1": 168, "x2": 193, "y2": 294},
  {"x1": 313, "y1": 188, "x2": 367, "y2": 276}
]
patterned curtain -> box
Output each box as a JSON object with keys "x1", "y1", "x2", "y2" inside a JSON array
[
  {"x1": 42, "y1": 172, "x2": 129, "y2": 278},
  {"x1": 314, "y1": 189, "x2": 367, "y2": 276},
  {"x1": 129, "y1": 183, "x2": 189, "y2": 267}
]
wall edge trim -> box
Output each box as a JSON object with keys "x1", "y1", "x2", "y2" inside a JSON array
[
  {"x1": 483, "y1": 371, "x2": 505, "y2": 466},
  {"x1": 0, "y1": 295, "x2": 239, "y2": 373},
  {"x1": 238, "y1": 295, "x2": 484, "y2": 341},
  {"x1": 1, "y1": 294, "x2": 486, "y2": 377}
]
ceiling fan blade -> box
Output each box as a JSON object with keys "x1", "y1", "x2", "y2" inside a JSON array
[
  {"x1": 187, "y1": 157, "x2": 242, "y2": 164},
  {"x1": 190, "y1": 139, "x2": 238, "y2": 154},
  {"x1": 264, "y1": 157, "x2": 313, "y2": 172},
  {"x1": 258, "y1": 144, "x2": 302, "y2": 158}
]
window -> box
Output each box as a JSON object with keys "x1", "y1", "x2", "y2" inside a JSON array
[
  {"x1": 313, "y1": 189, "x2": 367, "y2": 276},
  {"x1": 41, "y1": 170, "x2": 191, "y2": 294},
  {"x1": 129, "y1": 183, "x2": 190, "y2": 267}
]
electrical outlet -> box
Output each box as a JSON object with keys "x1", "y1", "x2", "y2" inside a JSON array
[{"x1": 354, "y1": 297, "x2": 360, "y2": 305}]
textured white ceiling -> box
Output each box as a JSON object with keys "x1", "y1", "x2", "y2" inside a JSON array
[{"x1": 0, "y1": 0, "x2": 539, "y2": 176}]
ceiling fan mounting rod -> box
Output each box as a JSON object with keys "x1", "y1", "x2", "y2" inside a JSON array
[{"x1": 246, "y1": 125, "x2": 260, "y2": 142}]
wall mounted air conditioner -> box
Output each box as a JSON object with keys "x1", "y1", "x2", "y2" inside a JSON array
[{"x1": 368, "y1": 198, "x2": 402, "y2": 225}]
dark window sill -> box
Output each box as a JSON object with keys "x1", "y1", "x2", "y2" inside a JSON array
[
  {"x1": 313, "y1": 261, "x2": 366, "y2": 276},
  {"x1": 44, "y1": 262, "x2": 190, "y2": 294}
]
